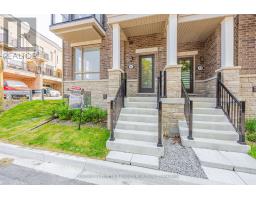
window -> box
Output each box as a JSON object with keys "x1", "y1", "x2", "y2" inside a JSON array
[{"x1": 73, "y1": 47, "x2": 100, "y2": 80}]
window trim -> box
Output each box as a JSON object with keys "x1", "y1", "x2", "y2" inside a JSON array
[{"x1": 73, "y1": 46, "x2": 100, "y2": 80}]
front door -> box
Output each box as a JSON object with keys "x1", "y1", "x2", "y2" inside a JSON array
[
  {"x1": 139, "y1": 55, "x2": 154, "y2": 93},
  {"x1": 178, "y1": 57, "x2": 194, "y2": 93}
]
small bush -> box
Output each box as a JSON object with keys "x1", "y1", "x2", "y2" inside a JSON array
[
  {"x1": 53, "y1": 103, "x2": 107, "y2": 124},
  {"x1": 247, "y1": 133, "x2": 256, "y2": 143},
  {"x1": 246, "y1": 118, "x2": 256, "y2": 134},
  {"x1": 52, "y1": 103, "x2": 73, "y2": 120}
]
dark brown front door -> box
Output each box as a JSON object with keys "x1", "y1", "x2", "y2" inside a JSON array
[
  {"x1": 178, "y1": 57, "x2": 194, "y2": 93},
  {"x1": 139, "y1": 55, "x2": 155, "y2": 93}
]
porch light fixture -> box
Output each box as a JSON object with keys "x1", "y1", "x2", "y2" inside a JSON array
[{"x1": 197, "y1": 65, "x2": 204, "y2": 71}]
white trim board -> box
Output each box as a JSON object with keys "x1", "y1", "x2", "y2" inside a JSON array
[{"x1": 135, "y1": 47, "x2": 158, "y2": 54}]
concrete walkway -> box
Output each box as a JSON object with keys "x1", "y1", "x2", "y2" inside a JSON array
[
  {"x1": 193, "y1": 148, "x2": 256, "y2": 184},
  {"x1": 0, "y1": 142, "x2": 220, "y2": 185}
]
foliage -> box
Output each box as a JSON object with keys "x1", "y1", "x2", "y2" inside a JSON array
[
  {"x1": 248, "y1": 144, "x2": 256, "y2": 159},
  {"x1": 52, "y1": 103, "x2": 107, "y2": 124},
  {"x1": 247, "y1": 133, "x2": 256, "y2": 143},
  {"x1": 246, "y1": 118, "x2": 256, "y2": 134}
]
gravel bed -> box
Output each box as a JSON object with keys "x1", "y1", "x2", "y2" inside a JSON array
[{"x1": 159, "y1": 137, "x2": 207, "y2": 179}]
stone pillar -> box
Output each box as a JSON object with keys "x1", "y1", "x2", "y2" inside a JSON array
[
  {"x1": 161, "y1": 98, "x2": 185, "y2": 137},
  {"x1": 164, "y1": 65, "x2": 182, "y2": 98},
  {"x1": 216, "y1": 66, "x2": 241, "y2": 97}
]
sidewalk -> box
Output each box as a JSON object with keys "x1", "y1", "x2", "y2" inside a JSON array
[{"x1": 0, "y1": 142, "x2": 220, "y2": 185}]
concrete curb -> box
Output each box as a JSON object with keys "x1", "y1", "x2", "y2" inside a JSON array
[{"x1": 0, "y1": 142, "x2": 224, "y2": 185}]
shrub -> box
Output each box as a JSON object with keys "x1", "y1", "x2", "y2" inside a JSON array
[
  {"x1": 53, "y1": 103, "x2": 107, "y2": 124},
  {"x1": 246, "y1": 118, "x2": 256, "y2": 134},
  {"x1": 247, "y1": 133, "x2": 256, "y2": 143},
  {"x1": 52, "y1": 103, "x2": 72, "y2": 120}
]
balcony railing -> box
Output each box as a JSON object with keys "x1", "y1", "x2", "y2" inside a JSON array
[
  {"x1": 51, "y1": 14, "x2": 105, "y2": 29},
  {"x1": 42, "y1": 65, "x2": 62, "y2": 78},
  {"x1": 4, "y1": 59, "x2": 35, "y2": 73}
]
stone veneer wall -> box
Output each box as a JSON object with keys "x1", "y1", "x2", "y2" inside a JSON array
[
  {"x1": 63, "y1": 80, "x2": 108, "y2": 109},
  {"x1": 240, "y1": 75, "x2": 256, "y2": 118},
  {"x1": 161, "y1": 98, "x2": 185, "y2": 137},
  {"x1": 194, "y1": 77, "x2": 216, "y2": 97}
]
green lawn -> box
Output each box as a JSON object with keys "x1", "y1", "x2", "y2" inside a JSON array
[
  {"x1": 248, "y1": 143, "x2": 256, "y2": 159},
  {"x1": 0, "y1": 100, "x2": 110, "y2": 159}
]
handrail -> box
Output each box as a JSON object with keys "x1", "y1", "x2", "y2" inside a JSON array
[
  {"x1": 216, "y1": 72, "x2": 246, "y2": 144},
  {"x1": 157, "y1": 75, "x2": 163, "y2": 147},
  {"x1": 181, "y1": 81, "x2": 193, "y2": 140},
  {"x1": 159, "y1": 71, "x2": 167, "y2": 98},
  {"x1": 109, "y1": 73, "x2": 127, "y2": 141}
]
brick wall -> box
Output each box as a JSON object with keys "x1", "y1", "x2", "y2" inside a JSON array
[
  {"x1": 236, "y1": 15, "x2": 256, "y2": 75},
  {"x1": 203, "y1": 25, "x2": 221, "y2": 79},
  {"x1": 124, "y1": 32, "x2": 167, "y2": 79}
]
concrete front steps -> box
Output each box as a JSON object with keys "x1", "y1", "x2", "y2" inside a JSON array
[
  {"x1": 106, "y1": 96, "x2": 164, "y2": 169},
  {"x1": 179, "y1": 97, "x2": 250, "y2": 153}
]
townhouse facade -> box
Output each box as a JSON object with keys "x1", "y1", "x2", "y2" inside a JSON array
[
  {"x1": 0, "y1": 14, "x2": 63, "y2": 92},
  {"x1": 50, "y1": 14, "x2": 255, "y2": 168}
]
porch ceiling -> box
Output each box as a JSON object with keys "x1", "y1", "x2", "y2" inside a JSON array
[
  {"x1": 119, "y1": 14, "x2": 168, "y2": 37},
  {"x1": 178, "y1": 16, "x2": 224, "y2": 43}
]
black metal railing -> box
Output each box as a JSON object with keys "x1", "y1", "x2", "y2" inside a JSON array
[
  {"x1": 159, "y1": 71, "x2": 167, "y2": 98},
  {"x1": 181, "y1": 81, "x2": 193, "y2": 140},
  {"x1": 109, "y1": 73, "x2": 127, "y2": 141},
  {"x1": 216, "y1": 72, "x2": 246, "y2": 144},
  {"x1": 51, "y1": 14, "x2": 105, "y2": 29},
  {"x1": 157, "y1": 74, "x2": 163, "y2": 147}
]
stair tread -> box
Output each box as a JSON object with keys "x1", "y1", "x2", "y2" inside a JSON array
[
  {"x1": 122, "y1": 107, "x2": 157, "y2": 111},
  {"x1": 181, "y1": 136, "x2": 248, "y2": 146},
  {"x1": 180, "y1": 120, "x2": 234, "y2": 126},
  {"x1": 179, "y1": 125, "x2": 238, "y2": 135},
  {"x1": 120, "y1": 113, "x2": 157, "y2": 118},
  {"x1": 110, "y1": 139, "x2": 158, "y2": 148},
  {"x1": 117, "y1": 120, "x2": 157, "y2": 126},
  {"x1": 115, "y1": 129, "x2": 157, "y2": 136}
]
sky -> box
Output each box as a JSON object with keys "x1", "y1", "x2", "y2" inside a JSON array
[{"x1": 14, "y1": 14, "x2": 62, "y2": 47}]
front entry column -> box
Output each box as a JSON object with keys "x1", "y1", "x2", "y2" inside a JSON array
[
  {"x1": 108, "y1": 23, "x2": 123, "y2": 129},
  {"x1": 164, "y1": 14, "x2": 181, "y2": 98},
  {"x1": 217, "y1": 16, "x2": 240, "y2": 97},
  {"x1": 162, "y1": 15, "x2": 184, "y2": 138},
  {"x1": 108, "y1": 23, "x2": 123, "y2": 97}
]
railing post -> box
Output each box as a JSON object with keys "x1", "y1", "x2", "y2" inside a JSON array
[
  {"x1": 159, "y1": 71, "x2": 162, "y2": 97},
  {"x1": 124, "y1": 72, "x2": 127, "y2": 97},
  {"x1": 163, "y1": 71, "x2": 167, "y2": 98},
  {"x1": 109, "y1": 100, "x2": 115, "y2": 141},
  {"x1": 157, "y1": 77, "x2": 160, "y2": 109},
  {"x1": 157, "y1": 101, "x2": 163, "y2": 147},
  {"x1": 187, "y1": 100, "x2": 193, "y2": 140},
  {"x1": 29, "y1": 90, "x2": 32, "y2": 101},
  {"x1": 238, "y1": 101, "x2": 246, "y2": 144},
  {"x1": 216, "y1": 72, "x2": 221, "y2": 108}
]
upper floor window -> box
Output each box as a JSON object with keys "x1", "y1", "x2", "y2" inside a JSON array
[{"x1": 73, "y1": 47, "x2": 100, "y2": 80}]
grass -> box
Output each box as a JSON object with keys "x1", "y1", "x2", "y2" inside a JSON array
[
  {"x1": 246, "y1": 118, "x2": 256, "y2": 159},
  {"x1": 0, "y1": 100, "x2": 110, "y2": 159}
]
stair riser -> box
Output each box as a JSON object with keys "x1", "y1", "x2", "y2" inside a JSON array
[
  {"x1": 193, "y1": 115, "x2": 228, "y2": 122},
  {"x1": 181, "y1": 138, "x2": 249, "y2": 153},
  {"x1": 115, "y1": 131, "x2": 157, "y2": 143},
  {"x1": 126, "y1": 97, "x2": 156, "y2": 102},
  {"x1": 106, "y1": 141, "x2": 164, "y2": 157},
  {"x1": 193, "y1": 109, "x2": 224, "y2": 115},
  {"x1": 193, "y1": 102, "x2": 216, "y2": 108},
  {"x1": 190, "y1": 98, "x2": 216, "y2": 103},
  {"x1": 116, "y1": 123, "x2": 158, "y2": 132},
  {"x1": 193, "y1": 123, "x2": 234, "y2": 131},
  {"x1": 125, "y1": 102, "x2": 157, "y2": 109},
  {"x1": 119, "y1": 115, "x2": 157, "y2": 123},
  {"x1": 179, "y1": 128, "x2": 238, "y2": 141}
]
